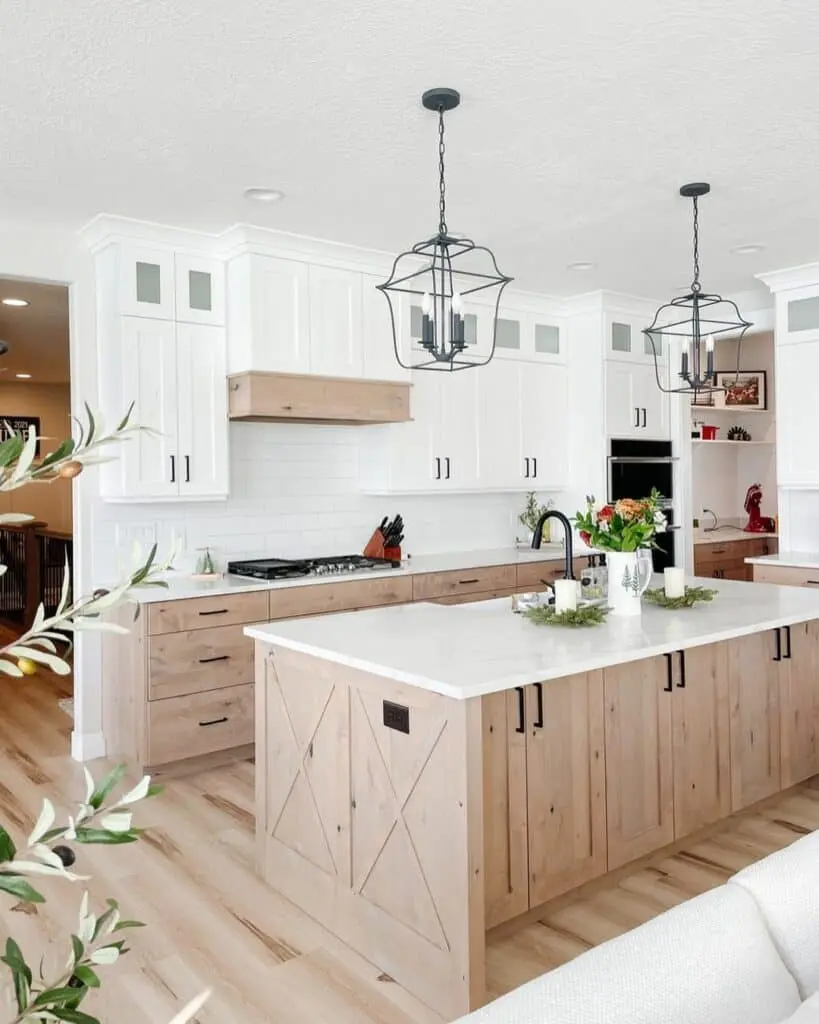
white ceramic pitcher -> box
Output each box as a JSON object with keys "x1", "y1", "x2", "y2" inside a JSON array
[{"x1": 606, "y1": 549, "x2": 652, "y2": 617}]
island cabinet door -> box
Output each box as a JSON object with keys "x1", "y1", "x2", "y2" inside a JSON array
[
  {"x1": 526, "y1": 672, "x2": 607, "y2": 907},
  {"x1": 604, "y1": 656, "x2": 674, "y2": 869},
  {"x1": 726, "y1": 631, "x2": 782, "y2": 811},
  {"x1": 780, "y1": 619, "x2": 819, "y2": 787},
  {"x1": 482, "y1": 690, "x2": 529, "y2": 928},
  {"x1": 670, "y1": 643, "x2": 732, "y2": 840}
]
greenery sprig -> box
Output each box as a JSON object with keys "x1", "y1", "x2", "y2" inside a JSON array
[
  {"x1": 524, "y1": 604, "x2": 610, "y2": 627},
  {"x1": 643, "y1": 585, "x2": 718, "y2": 609}
]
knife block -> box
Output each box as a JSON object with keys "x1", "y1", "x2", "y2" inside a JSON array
[{"x1": 363, "y1": 529, "x2": 401, "y2": 562}]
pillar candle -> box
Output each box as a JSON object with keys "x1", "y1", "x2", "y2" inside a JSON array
[
  {"x1": 664, "y1": 567, "x2": 686, "y2": 599},
  {"x1": 554, "y1": 578, "x2": 578, "y2": 613}
]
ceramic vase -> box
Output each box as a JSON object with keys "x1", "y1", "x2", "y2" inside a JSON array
[{"x1": 606, "y1": 550, "x2": 652, "y2": 617}]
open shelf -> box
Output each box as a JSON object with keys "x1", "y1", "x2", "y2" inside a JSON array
[
  {"x1": 690, "y1": 406, "x2": 770, "y2": 414},
  {"x1": 692, "y1": 439, "x2": 774, "y2": 446}
]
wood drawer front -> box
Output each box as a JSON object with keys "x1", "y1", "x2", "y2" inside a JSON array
[
  {"x1": 268, "y1": 575, "x2": 413, "y2": 620},
  {"x1": 147, "y1": 684, "x2": 254, "y2": 766},
  {"x1": 753, "y1": 565, "x2": 819, "y2": 588},
  {"x1": 431, "y1": 586, "x2": 519, "y2": 606},
  {"x1": 148, "y1": 591, "x2": 269, "y2": 635},
  {"x1": 412, "y1": 565, "x2": 516, "y2": 601},
  {"x1": 148, "y1": 624, "x2": 254, "y2": 701},
  {"x1": 515, "y1": 558, "x2": 587, "y2": 590}
]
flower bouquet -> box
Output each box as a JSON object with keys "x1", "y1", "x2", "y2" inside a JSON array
[{"x1": 574, "y1": 489, "x2": 667, "y2": 617}]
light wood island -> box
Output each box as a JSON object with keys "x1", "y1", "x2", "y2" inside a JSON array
[{"x1": 247, "y1": 578, "x2": 819, "y2": 1021}]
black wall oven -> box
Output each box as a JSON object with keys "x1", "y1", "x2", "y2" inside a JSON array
[{"x1": 608, "y1": 439, "x2": 676, "y2": 570}]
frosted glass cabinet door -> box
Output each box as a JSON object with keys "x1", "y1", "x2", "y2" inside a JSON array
[
  {"x1": 174, "y1": 255, "x2": 225, "y2": 325},
  {"x1": 118, "y1": 247, "x2": 175, "y2": 320},
  {"x1": 176, "y1": 324, "x2": 229, "y2": 498},
  {"x1": 119, "y1": 317, "x2": 180, "y2": 498}
]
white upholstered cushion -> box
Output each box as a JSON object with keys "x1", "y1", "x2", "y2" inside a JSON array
[
  {"x1": 731, "y1": 828, "x2": 819, "y2": 1000},
  {"x1": 455, "y1": 885, "x2": 799, "y2": 1024},
  {"x1": 782, "y1": 993, "x2": 819, "y2": 1022}
]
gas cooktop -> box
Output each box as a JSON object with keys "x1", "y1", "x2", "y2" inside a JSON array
[{"x1": 227, "y1": 554, "x2": 402, "y2": 581}]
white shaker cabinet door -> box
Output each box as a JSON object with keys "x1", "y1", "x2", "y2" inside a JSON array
[
  {"x1": 777, "y1": 340, "x2": 819, "y2": 486},
  {"x1": 118, "y1": 246, "x2": 175, "y2": 320},
  {"x1": 361, "y1": 274, "x2": 411, "y2": 382},
  {"x1": 605, "y1": 360, "x2": 641, "y2": 438},
  {"x1": 118, "y1": 316, "x2": 180, "y2": 498},
  {"x1": 176, "y1": 324, "x2": 229, "y2": 499},
  {"x1": 438, "y1": 369, "x2": 480, "y2": 489},
  {"x1": 521, "y1": 362, "x2": 568, "y2": 488},
  {"x1": 249, "y1": 256, "x2": 311, "y2": 373},
  {"x1": 174, "y1": 254, "x2": 225, "y2": 326},
  {"x1": 634, "y1": 363, "x2": 670, "y2": 441},
  {"x1": 477, "y1": 359, "x2": 523, "y2": 489},
  {"x1": 386, "y1": 372, "x2": 442, "y2": 490},
  {"x1": 308, "y1": 266, "x2": 363, "y2": 378}
]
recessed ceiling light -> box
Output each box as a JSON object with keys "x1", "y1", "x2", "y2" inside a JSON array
[
  {"x1": 243, "y1": 187, "x2": 284, "y2": 203},
  {"x1": 15, "y1": 373, "x2": 31, "y2": 379},
  {"x1": 567, "y1": 261, "x2": 597, "y2": 272},
  {"x1": 731, "y1": 243, "x2": 766, "y2": 255},
  {"x1": 1, "y1": 298, "x2": 29, "y2": 307}
]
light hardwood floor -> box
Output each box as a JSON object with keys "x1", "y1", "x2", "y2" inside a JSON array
[{"x1": 2, "y1": 670, "x2": 819, "y2": 1022}]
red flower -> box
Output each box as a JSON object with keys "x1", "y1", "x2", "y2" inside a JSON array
[
  {"x1": 580, "y1": 530, "x2": 591, "y2": 545},
  {"x1": 598, "y1": 505, "x2": 614, "y2": 522}
]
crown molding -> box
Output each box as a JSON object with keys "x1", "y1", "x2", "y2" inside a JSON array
[{"x1": 757, "y1": 262, "x2": 819, "y2": 293}]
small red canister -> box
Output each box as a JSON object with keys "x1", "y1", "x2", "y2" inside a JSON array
[{"x1": 701, "y1": 424, "x2": 718, "y2": 440}]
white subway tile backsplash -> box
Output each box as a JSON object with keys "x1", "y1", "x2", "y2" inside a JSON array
[{"x1": 93, "y1": 423, "x2": 565, "y2": 571}]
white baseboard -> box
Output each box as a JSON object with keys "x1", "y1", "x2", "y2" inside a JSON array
[{"x1": 71, "y1": 730, "x2": 106, "y2": 762}]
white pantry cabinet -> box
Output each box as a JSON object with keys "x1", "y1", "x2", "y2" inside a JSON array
[
  {"x1": 605, "y1": 360, "x2": 670, "y2": 440},
  {"x1": 776, "y1": 339, "x2": 819, "y2": 486},
  {"x1": 101, "y1": 317, "x2": 228, "y2": 501},
  {"x1": 110, "y1": 245, "x2": 224, "y2": 324}
]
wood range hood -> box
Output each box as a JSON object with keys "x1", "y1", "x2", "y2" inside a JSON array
[{"x1": 227, "y1": 371, "x2": 411, "y2": 425}]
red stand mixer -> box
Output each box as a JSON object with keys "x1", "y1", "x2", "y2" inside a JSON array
[{"x1": 743, "y1": 483, "x2": 776, "y2": 533}]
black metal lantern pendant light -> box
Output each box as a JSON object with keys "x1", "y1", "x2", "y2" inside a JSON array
[
  {"x1": 377, "y1": 88, "x2": 513, "y2": 371},
  {"x1": 643, "y1": 183, "x2": 751, "y2": 396}
]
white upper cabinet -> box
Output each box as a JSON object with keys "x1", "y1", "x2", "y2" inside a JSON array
[
  {"x1": 176, "y1": 324, "x2": 229, "y2": 498},
  {"x1": 113, "y1": 245, "x2": 224, "y2": 324},
  {"x1": 520, "y1": 362, "x2": 568, "y2": 487},
  {"x1": 308, "y1": 265, "x2": 363, "y2": 378},
  {"x1": 118, "y1": 246, "x2": 176, "y2": 320},
  {"x1": 174, "y1": 254, "x2": 225, "y2": 325},
  {"x1": 776, "y1": 340, "x2": 819, "y2": 486},
  {"x1": 361, "y1": 274, "x2": 410, "y2": 382},
  {"x1": 606, "y1": 360, "x2": 670, "y2": 440},
  {"x1": 493, "y1": 304, "x2": 565, "y2": 363},
  {"x1": 606, "y1": 313, "x2": 665, "y2": 364},
  {"x1": 477, "y1": 360, "x2": 523, "y2": 490}
]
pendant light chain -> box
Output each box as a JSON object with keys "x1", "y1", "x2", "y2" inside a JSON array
[
  {"x1": 691, "y1": 196, "x2": 701, "y2": 293},
  {"x1": 437, "y1": 106, "x2": 447, "y2": 236}
]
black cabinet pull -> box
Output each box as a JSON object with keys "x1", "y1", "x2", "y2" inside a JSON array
[
  {"x1": 458, "y1": 578, "x2": 480, "y2": 585},
  {"x1": 534, "y1": 682, "x2": 544, "y2": 729},
  {"x1": 773, "y1": 628, "x2": 782, "y2": 662},
  {"x1": 663, "y1": 652, "x2": 673, "y2": 692},
  {"x1": 524, "y1": 457, "x2": 530, "y2": 478},
  {"x1": 185, "y1": 455, "x2": 191, "y2": 483},
  {"x1": 199, "y1": 654, "x2": 230, "y2": 664},
  {"x1": 199, "y1": 716, "x2": 228, "y2": 727},
  {"x1": 784, "y1": 625, "x2": 792, "y2": 660},
  {"x1": 634, "y1": 407, "x2": 640, "y2": 428},
  {"x1": 515, "y1": 687, "x2": 525, "y2": 733},
  {"x1": 170, "y1": 454, "x2": 176, "y2": 483},
  {"x1": 641, "y1": 408, "x2": 647, "y2": 428},
  {"x1": 677, "y1": 650, "x2": 686, "y2": 688},
  {"x1": 199, "y1": 608, "x2": 229, "y2": 616},
  {"x1": 434, "y1": 457, "x2": 441, "y2": 480},
  {"x1": 445, "y1": 456, "x2": 451, "y2": 479},
  {"x1": 532, "y1": 457, "x2": 537, "y2": 478},
  {"x1": 807, "y1": 581, "x2": 819, "y2": 586}
]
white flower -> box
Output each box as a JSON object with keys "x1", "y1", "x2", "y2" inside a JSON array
[
  {"x1": 90, "y1": 945, "x2": 120, "y2": 966},
  {"x1": 115, "y1": 775, "x2": 151, "y2": 806}
]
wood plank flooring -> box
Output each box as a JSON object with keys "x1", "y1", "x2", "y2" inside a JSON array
[{"x1": 2, "y1": 670, "x2": 819, "y2": 1022}]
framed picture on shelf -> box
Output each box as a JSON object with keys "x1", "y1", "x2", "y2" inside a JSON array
[{"x1": 714, "y1": 370, "x2": 767, "y2": 411}]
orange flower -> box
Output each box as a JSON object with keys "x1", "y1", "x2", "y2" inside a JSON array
[{"x1": 614, "y1": 498, "x2": 645, "y2": 519}]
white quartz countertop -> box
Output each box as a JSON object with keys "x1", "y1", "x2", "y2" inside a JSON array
[
  {"x1": 693, "y1": 528, "x2": 777, "y2": 546},
  {"x1": 746, "y1": 551, "x2": 819, "y2": 569},
  {"x1": 246, "y1": 577, "x2": 819, "y2": 700},
  {"x1": 125, "y1": 545, "x2": 574, "y2": 603}
]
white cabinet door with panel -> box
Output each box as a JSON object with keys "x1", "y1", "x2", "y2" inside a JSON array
[
  {"x1": 308, "y1": 266, "x2": 363, "y2": 378},
  {"x1": 606, "y1": 360, "x2": 669, "y2": 440},
  {"x1": 174, "y1": 255, "x2": 225, "y2": 326},
  {"x1": 176, "y1": 324, "x2": 229, "y2": 498},
  {"x1": 438, "y1": 370, "x2": 480, "y2": 488},
  {"x1": 361, "y1": 274, "x2": 410, "y2": 382},
  {"x1": 635, "y1": 362, "x2": 670, "y2": 440},
  {"x1": 777, "y1": 340, "x2": 819, "y2": 486},
  {"x1": 118, "y1": 247, "x2": 176, "y2": 320},
  {"x1": 477, "y1": 360, "x2": 523, "y2": 489},
  {"x1": 116, "y1": 317, "x2": 180, "y2": 498},
  {"x1": 521, "y1": 362, "x2": 569, "y2": 487}
]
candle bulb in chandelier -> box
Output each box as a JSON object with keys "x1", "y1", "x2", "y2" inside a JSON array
[
  {"x1": 421, "y1": 292, "x2": 435, "y2": 350},
  {"x1": 451, "y1": 292, "x2": 465, "y2": 349},
  {"x1": 705, "y1": 334, "x2": 715, "y2": 380}
]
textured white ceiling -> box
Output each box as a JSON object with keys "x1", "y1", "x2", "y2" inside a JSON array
[
  {"x1": 2, "y1": 0, "x2": 818, "y2": 300},
  {"x1": 0, "y1": 280, "x2": 70, "y2": 383}
]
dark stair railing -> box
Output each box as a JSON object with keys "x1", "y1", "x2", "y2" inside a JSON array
[{"x1": 0, "y1": 523, "x2": 73, "y2": 630}]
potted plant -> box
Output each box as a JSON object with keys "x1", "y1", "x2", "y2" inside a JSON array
[
  {"x1": 519, "y1": 492, "x2": 554, "y2": 545},
  {"x1": 573, "y1": 490, "x2": 667, "y2": 617}
]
